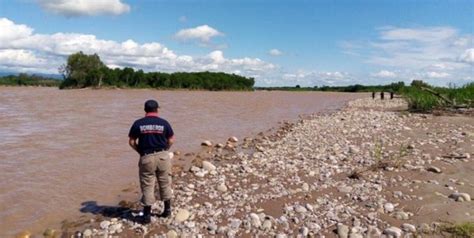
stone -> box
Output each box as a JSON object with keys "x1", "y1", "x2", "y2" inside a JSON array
[
  {"x1": 337, "y1": 223, "x2": 349, "y2": 238},
  {"x1": 109, "y1": 223, "x2": 123, "y2": 234},
  {"x1": 449, "y1": 192, "x2": 471, "y2": 202},
  {"x1": 349, "y1": 234, "x2": 363, "y2": 238},
  {"x1": 384, "y1": 203, "x2": 395, "y2": 213},
  {"x1": 167, "y1": 230, "x2": 178, "y2": 238},
  {"x1": 83, "y1": 229, "x2": 93, "y2": 237},
  {"x1": 394, "y1": 211, "x2": 409, "y2": 220},
  {"x1": 43, "y1": 228, "x2": 56, "y2": 237},
  {"x1": 402, "y1": 223, "x2": 416, "y2": 233},
  {"x1": 225, "y1": 143, "x2": 235, "y2": 150},
  {"x1": 393, "y1": 191, "x2": 403, "y2": 197},
  {"x1": 175, "y1": 209, "x2": 190, "y2": 222},
  {"x1": 186, "y1": 221, "x2": 195, "y2": 229},
  {"x1": 300, "y1": 226, "x2": 309, "y2": 236},
  {"x1": 349, "y1": 145, "x2": 360, "y2": 154},
  {"x1": 426, "y1": 166, "x2": 442, "y2": 173},
  {"x1": 302, "y1": 183, "x2": 310, "y2": 192},
  {"x1": 419, "y1": 223, "x2": 431, "y2": 233},
  {"x1": 190, "y1": 166, "x2": 200, "y2": 172},
  {"x1": 15, "y1": 231, "x2": 31, "y2": 238},
  {"x1": 250, "y1": 213, "x2": 261, "y2": 228},
  {"x1": 262, "y1": 219, "x2": 272, "y2": 231},
  {"x1": 217, "y1": 184, "x2": 228, "y2": 192},
  {"x1": 202, "y1": 161, "x2": 216, "y2": 171},
  {"x1": 201, "y1": 140, "x2": 212, "y2": 146},
  {"x1": 366, "y1": 226, "x2": 381, "y2": 237},
  {"x1": 228, "y1": 136, "x2": 239, "y2": 143},
  {"x1": 338, "y1": 186, "x2": 353, "y2": 193},
  {"x1": 215, "y1": 143, "x2": 224, "y2": 148},
  {"x1": 276, "y1": 234, "x2": 287, "y2": 238},
  {"x1": 230, "y1": 219, "x2": 241, "y2": 229},
  {"x1": 295, "y1": 205, "x2": 307, "y2": 213},
  {"x1": 383, "y1": 227, "x2": 402, "y2": 237},
  {"x1": 100, "y1": 220, "x2": 111, "y2": 229},
  {"x1": 207, "y1": 223, "x2": 217, "y2": 232}
]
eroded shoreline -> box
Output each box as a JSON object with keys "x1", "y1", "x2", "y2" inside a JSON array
[{"x1": 29, "y1": 98, "x2": 474, "y2": 238}]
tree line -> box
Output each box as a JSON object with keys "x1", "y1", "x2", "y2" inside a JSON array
[
  {"x1": 0, "y1": 73, "x2": 60, "y2": 87},
  {"x1": 255, "y1": 81, "x2": 406, "y2": 93},
  {"x1": 58, "y1": 52, "x2": 255, "y2": 90}
]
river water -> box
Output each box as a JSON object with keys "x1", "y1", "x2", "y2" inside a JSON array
[{"x1": 0, "y1": 87, "x2": 366, "y2": 236}]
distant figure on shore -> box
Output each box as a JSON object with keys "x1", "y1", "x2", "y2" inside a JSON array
[
  {"x1": 390, "y1": 91, "x2": 394, "y2": 99},
  {"x1": 128, "y1": 99, "x2": 175, "y2": 224},
  {"x1": 381, "y1": 91, "x2": 385, "y2": 100},
  {"x1": 372, "y1": 91, "x2": 375, "y2": 99}
]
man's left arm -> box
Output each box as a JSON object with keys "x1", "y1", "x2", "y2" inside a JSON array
[
  {"x1": 128, "y1": 122, "x2": 140, "y2": 154},
  {"x1": 129, "y1": 137, "x2": 139, "y2": 153}
]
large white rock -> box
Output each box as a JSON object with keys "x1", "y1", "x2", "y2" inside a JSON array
[
  {"x1": 167, "y1": 230, "x2": 178, "y2": 238},
  {"x1": 99, "y1": 220, "x2": 111, "y2": 230},
  {"x1": 201, "y1": 140, "x2": 212, "y2": 146},
  {"x1": 384, "y1": 203, "x2": 395, "y2": 213},
  {"x1": 249, "y1": 213, "x2": 261, "y2": 228},
  {"x1": 402, "y1": 223, "x2": 416, "y2": 233},
  {"x1": 202, "y1": 161, "x2": 216, "y2": 171},
  {"x1": 337, "y1": 223, "x2": 349, "y2": 238},
  {"x1": 217, "y1": 184, "x2": 228, "y2": 192},
  {"x1": 383, "y1": 227, "x2": 402, "y2": 237},
  {"x1": 449, "y1": 192, "x2": 471, "y2": 202},
  {"x1": 175, "y1": 209, "x2": 190, "y2": 222}
]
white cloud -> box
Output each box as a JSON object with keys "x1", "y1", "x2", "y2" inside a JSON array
[
  {"x1": 347, "y1": 26, "x2": 474, "y2": 86},
  {"x1": 174, "y1": 25, "x2": 223, "y2": 43},
  {"x1": 459, "y1": 48, "x2": 474, "y2": 64},
  {"x1": 37, "y1": 0, "x2": 130, "y2": 17},
  {"x1": 0, "y1": 18, "x2": 33, "y2": 42},
  {"x1": 379, "y1": 26, "x2": 457, "y2": 42},
  {"x1": 0, "y1": 18, "x2": 275, "y2": 80},
  {"x1": 280, "y1": 70, "x2": 352, "y2": 86},
  {"x1": 424, "y1": 71, "x2": 450, "y2": 78},
  {"x1": 371, "y1": 70, "x2": 397, "y2": 78},
  {"x1": 268, "y1": 49, "x2": 282, "y2": 56}
]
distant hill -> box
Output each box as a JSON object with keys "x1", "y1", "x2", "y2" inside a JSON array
[{"x1": 0, "y1": 72, "x2": 62, "y2": 80}]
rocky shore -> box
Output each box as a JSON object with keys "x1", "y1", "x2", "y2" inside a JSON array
[{"x1": 30, "y1": 98, "x2": 473, "y2": 238}]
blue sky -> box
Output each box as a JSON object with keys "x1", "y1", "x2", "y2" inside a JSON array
[{"x1": 0, "y1": 0, "x2": 473, "y2": 86}]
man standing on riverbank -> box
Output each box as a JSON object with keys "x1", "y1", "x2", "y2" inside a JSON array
[{"x1": 129, "y1": 99, "x2": 175, "y2": 224}]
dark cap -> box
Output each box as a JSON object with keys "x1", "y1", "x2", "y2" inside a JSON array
[{"x1": 144, "y1": 99, "x2": 159, "y2": 112}]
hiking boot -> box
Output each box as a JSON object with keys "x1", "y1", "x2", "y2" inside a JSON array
[
  {"x1": 159, "y1": 200, "x2": 171, "y2": 218},
  {"x1": 137, "y1": 205, "x2": 151, "y2": 224}
]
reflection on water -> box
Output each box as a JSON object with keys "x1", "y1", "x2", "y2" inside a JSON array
[{"x1": 0, "y1": 87, "x2": 366, "y2": 236}]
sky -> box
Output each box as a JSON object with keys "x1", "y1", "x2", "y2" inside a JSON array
[{"x1": 0, "y1": 0, "x2": 473, "y2": 87}]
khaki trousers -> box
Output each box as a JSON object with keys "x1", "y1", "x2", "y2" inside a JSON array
[{"x1": 138, "y1": 151, "x2": 172, "y2": 206}]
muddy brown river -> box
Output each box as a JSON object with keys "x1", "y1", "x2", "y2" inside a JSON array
[{"x1": 0, "y1": 87, "x2": 366, "y2": 236}]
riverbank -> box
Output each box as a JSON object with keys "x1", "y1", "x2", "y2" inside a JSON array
[{"x1": 25, "y1": 97, "x2": 474, "y2": 238}]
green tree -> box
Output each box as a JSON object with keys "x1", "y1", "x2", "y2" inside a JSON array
[{"x1": 60, "y1": 51, "x2": 106, "y2": 88}]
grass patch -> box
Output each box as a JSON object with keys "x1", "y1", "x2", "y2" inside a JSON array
[
  {"x1": 401, "y1": 83, "x2": 474, "y2": 112},
  {"x1": 440, "y1": 222, "x2": 474, "y2": 238}
]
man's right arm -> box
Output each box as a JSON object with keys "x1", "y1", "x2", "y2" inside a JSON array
[{"x1": 167, "y1": 135, "x2": 175, "y2": 149}]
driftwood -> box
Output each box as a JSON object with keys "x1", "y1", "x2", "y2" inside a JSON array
[
  {"x1": 442, "y1": 154, "x2": 469, "y2": 159},
  {"x1": 421, "y1": 87, "x2": 470, "y2": 108},
  {"x1": 421, "y1": 87, "x2": 453, "y2": 104}
]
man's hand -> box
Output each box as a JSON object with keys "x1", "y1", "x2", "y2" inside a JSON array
[
  {"x1": 167, "y1": 135, "x2": 175, "y2": 150},
  {"x1": 129, "y1": 137, "x2": 139, "y2": 153}
]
